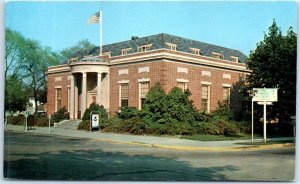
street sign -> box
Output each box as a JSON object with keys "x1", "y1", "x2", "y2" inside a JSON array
[{"x1": 253, "y1": 88, "x2": 278, "y2": 102}]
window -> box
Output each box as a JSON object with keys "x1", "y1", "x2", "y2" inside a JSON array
[
  {"x1": 92, "y1": 96, "x2": 96, "y2": 103},
  {"x1": 177, "y1": 82, "x2": 188, "y2": 91},
  {"x1": 102, "y1": 51, "x2": 111, "y2": 57},
  {"x1": 202, "y1": 71, "x2": 211, "y2": 77},
  {"x1": 121, "y1": 48, "x2": 131, "y2": 55},
  {"x1": 120, "y1": 83, "x2": 129, "y2": 107},
  {"x1": 223, "y1": 87, "x2": 231, "y2": 107},
  {"x1": 139, "y1": 82, "x2": 149, "y2": 109},
  {"x1": 212, "y1": 52, "x2": 224, "y2": 60},
  {"x1": 166, "y1": 42, "x2": 177, "y2": 51},
  {"x1": 201, "y1": 85, "x2": 210, "y2": 112},
  {"x1": 55, "y1": 88, "x2": 62, "y2": 111},
  {"x1": 138, "y1": 44, "x2": 152, "y2": 52},
  {"x1": 67, "y1": 87, "x2": 70, "y2": 112},
  {"x1": 190, "y1": 48, "x2": 201, "y2": 55},
  {"x1": 230, "y1": 56, "x2": 239, "y2": 62}
]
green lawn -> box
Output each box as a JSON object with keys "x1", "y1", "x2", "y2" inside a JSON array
[
  {"x1": 235, "y1": 140, "x2": 294, "y2": 145},
  {"x1": 180, "y1": 133, "x2": 263, "y2": 141}
]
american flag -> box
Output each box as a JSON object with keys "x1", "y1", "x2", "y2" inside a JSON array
[{"x1": 87, "y1": 11, "x2": 101, "y2": 24}]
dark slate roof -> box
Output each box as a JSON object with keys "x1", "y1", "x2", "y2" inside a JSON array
[{"x1": 88, "y1": 33, "x2": 247, "y2": 63}]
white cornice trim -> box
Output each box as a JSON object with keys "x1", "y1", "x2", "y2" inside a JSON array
[
  {"x1": 47, "y1": 66, "x2": 71, "y2": 74},
  {"x1": 109, "y1": 49, "x2": 250, "y2": 72}
]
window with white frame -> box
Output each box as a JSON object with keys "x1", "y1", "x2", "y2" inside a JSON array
[
  {"x1": 121, "y1": 48, "x2": 131, "y2": 55},
  {"x1": 120, "y1": 83, "x2": 129, "y2": 107},
  {"x1": 139, "y1": 82, "x2": 149, "y2": 109},
  {"x1": 222, "y1": 86, "x2": 231, "y2": 107},
  {"x1": 177, "y1": 82, "x2": 188, "y2": 91},
  {"x1": 230, "y1": 56, "x2": 239, "y2": 63},
  {"x1": 201, "y1": 84, "x2": 210, "y2": 112},
  {"x1": 138, "y1": 44, "x2": 152, "y2": 52},
  {"x1": 190, "y1": 48, "x2": 201, "y2": 55},
  {"x1": 55, "y1": 88, "x2": 62, "y2": 111},
  {"x1": 102, "y1": 51, "x2": 111, "y2": 57},
  {"x1": 165, "y1": 42, "x2": 177, "y2": 51},
  {"x1": 212, "y1": 52, "x2": 224, "y2": 60}
]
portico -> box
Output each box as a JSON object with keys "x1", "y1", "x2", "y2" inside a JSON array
[{"x1": 69, "y1": 61, "x2": 109, "y2": 119}]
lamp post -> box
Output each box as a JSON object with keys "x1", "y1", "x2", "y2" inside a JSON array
[{"x1": 247, "y1": 89, "x2": 257, "y2": 143}]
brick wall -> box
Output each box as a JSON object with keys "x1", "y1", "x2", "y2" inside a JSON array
[
  {"x1": 47, "y1": 72, "x2": 71, "y2": 115},
  {"x1": 47, "y1": 50, "x2": 249, "y2": 117},
  {"x1": 109, "y1": 59, "x2": 248, "y2": 114}
]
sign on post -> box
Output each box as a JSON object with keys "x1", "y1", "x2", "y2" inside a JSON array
[
  {"x1": 252, "y1": 88, "x2": 278, "y2": 143},
  {"x1": 253, "y1": 88, "x2": 278, "y2": 102},
  {"x1": 90, "y1": 111, "x2": 101, "y2": 132}
]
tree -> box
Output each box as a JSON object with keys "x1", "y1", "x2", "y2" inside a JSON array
[
  {"x1": 5, "y1": 76, "x2": 28, "y2": 112},
  {"x1": 247, "y1": 20, "x2": 297, "y2": 122},
  {"x1": 142, "y1": 83, "x2": 168, "y2": 123},
  {"x1": 22, "y1": 40, "x2": 60, "y2": 113},
  {"x1": 5, "y1": 28, "x2": 27, "y2": 82},
  {"x1": 60, "y1": 39, "x2": 96, "y2": 62},
  {"x1": 5, "y1": 29, "x2": 61, "y2": 113}
]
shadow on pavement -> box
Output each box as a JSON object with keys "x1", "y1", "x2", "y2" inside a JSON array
[{"x1": 4, "y1": 148, "x2": 239, "y2": 181}]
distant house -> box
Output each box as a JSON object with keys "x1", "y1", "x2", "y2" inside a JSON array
[
  {"x1": 28, "y1": 97, "x2": 45, "y2": 115},
  {"x1": 47, "y1": 33, "x2": 250, "y2": 119}
]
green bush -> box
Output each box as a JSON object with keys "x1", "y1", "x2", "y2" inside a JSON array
[
  {"x1": 8, "y1": 115, "x2": 24, "y2": 125},
  {"x1": 77, "y1": 120, "x2": 90, "y2": 131},
  {"x1": 82, "y1": 103, "x2": 108, "y2": 121},
  {"x1": 102, "y1": 83, "x2": 250, "y2": 136},
  {"x1": 51, "y1": 107, "x2": 69, "y2": 123},
  {"x1": 36, "y1": 116, "x2": 51, "y2": 127},
  {"x1": 117, "y1": 107, "x2": 140, "y2": 120}
]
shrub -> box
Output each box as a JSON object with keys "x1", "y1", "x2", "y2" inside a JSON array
[
  {"x1": 36, "y1": 116, "x2": 51, "y2": 127},
  {"x1": 117, "y1": 107, "x2": 140, "y2": 120},
  {"x1": 77, "y1": 120, "x2": 90, "y2": 131},
  {"x1": 51, "y1": 107, "x2": 69, "y2": 123},
  {"x1": 82, "y1": 103, "x2": 108, "y2": 121},
  {"x1": 8, "y1": 115, "x2": 24, "y2": 125}
]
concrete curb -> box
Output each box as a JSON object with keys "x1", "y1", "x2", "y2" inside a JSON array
[
  {"x1": 5, "y1": 128, "x2": 295, "y2": 152},
  {"x1": 91, "y1": 137, "x2": 295, "y2": 152}
]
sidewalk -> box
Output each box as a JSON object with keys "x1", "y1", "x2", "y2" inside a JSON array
[{"x1": 4, "y1": 124, "x2": 295, "y2": 152}]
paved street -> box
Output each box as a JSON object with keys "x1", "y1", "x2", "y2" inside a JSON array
[{"x1": 4, "y1": 131, "x2": 295, "y2": 181}]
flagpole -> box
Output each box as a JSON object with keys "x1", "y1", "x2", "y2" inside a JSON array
[{"x1": 99, "y1": 10, "x2": 102, "y2": 56}]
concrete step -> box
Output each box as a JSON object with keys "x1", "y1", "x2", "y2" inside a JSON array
[{"x1": 55, "y1": 119, "x2": 82, "y2": 130}]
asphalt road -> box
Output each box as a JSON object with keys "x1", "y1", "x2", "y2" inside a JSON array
[{"x1": 3, "y1": 131, "x2": 295, "y2": 181}]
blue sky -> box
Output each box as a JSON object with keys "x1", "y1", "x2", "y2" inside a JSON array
[{"x1": 5, "y1": 1, "x2": 297, "y2": 56}]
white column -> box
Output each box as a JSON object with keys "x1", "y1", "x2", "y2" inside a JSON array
[
  {"x1": 97, "y1": 72, "x2": 102, "y2": 105},
  {"x1": 74, "y1": 80, "x2": 78, "y2": 119},
  {"x1": 81, "y1": 72, "x2": 87, "y2": 118},
  {"x1": 70, "y1": 74, "x2": 75, "y2": 119}
]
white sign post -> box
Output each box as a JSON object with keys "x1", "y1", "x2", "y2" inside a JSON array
[
  {"x1": 90, "y1": 111, "x2": 100, "y2": 132},
  {"x1": 252, "y1": 88, "x2": 278, "y2": 142}
]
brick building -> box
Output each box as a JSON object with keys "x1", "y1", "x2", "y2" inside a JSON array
[{"x1": 47, "y1": 33, "x2": 250, "y2": 119}]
